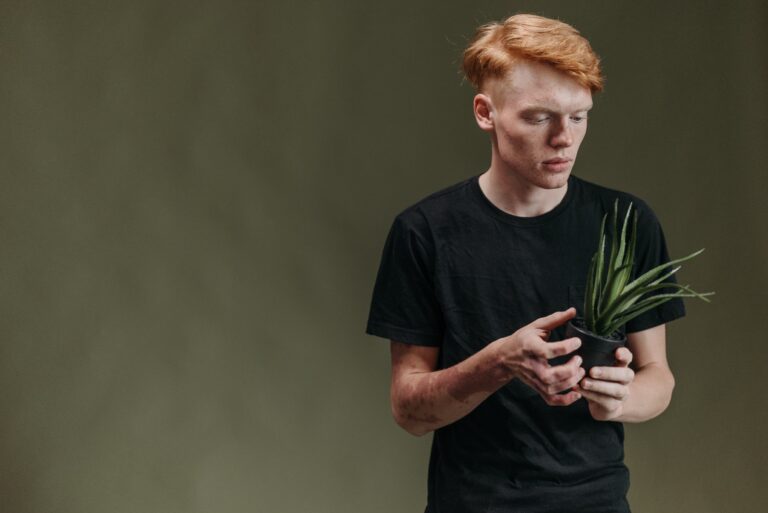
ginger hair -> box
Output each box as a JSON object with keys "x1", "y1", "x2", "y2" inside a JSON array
[{"x1": 462, "y1": 14, "x2": 604, "y2": 93}]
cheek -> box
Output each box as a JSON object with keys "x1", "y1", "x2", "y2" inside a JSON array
[
  {"x1": 499, "y1": 129, "x2": 538, "y2": 153},
  {"x1": 574, "y1": 125, "x2": 588, "y2": 144},
  {"x1": 499, "y1": 137, "x2": 532, "y2": 161}
]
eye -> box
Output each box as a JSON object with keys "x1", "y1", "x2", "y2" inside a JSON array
[
  {"x1": 570, "y1": 115, "x2": 588, "y2": 123},
  {"x1": 526, "y1": 115, "x2": 550, "y2": 124}
]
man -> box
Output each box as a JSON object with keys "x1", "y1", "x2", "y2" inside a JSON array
[{"x1": 365, "y1": 14, "x2": 685, "y2": 513}]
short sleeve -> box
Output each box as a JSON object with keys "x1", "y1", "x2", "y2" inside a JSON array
[
  {"x1": 365, "y1": 210, "x2": 444, "y2": 346},
  {"x1": 624, "y1": 201, "x2": 687, "y2": 333}
]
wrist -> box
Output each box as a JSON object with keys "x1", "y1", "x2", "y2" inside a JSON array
[{"x1": 487, "y1": 337, "x2": 518, "y2": 384}]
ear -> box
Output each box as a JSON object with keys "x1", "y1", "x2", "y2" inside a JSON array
[{"x1": 473, "y1": 93, "x2": 495, "y2": 132}]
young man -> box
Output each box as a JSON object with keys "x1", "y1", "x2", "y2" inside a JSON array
[{"x1": 365, "y1": 14, "x2": 685, "y2": 513}]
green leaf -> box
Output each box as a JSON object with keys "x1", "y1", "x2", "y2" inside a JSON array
[
  {"x1": 622, "y1": 248, "x2": 707, "y2": 296},
  {"x1": 592, "y1": 214, "x2": 608, "y2": 318},
  {"x1": 605, "y1": 288, "x2": 714, "y2": 334},
  {"x1": 594, "y1": 262, "x2": 633, "y2": 331},
  {"x1": 597, "y1": 266, "x2": 683, "y2": 324},
  {"x1": 578, "y1": 197, "x2": 713, "y2": 338},
  {"x1": 584, "y1": 252, "x2": 597, "y2": 330},
  {"x1": 614, "y1": 202, "x2": 633, "y2": 275},
  {"x1": 626, "y1": 206, "x2": 638, "y2": 276},
  {"x1": 600, "y1": 199, "x2": 620, "y2": 303},
  {"x1": 598, "y1": 281, "x2": 683, "y2": 326}
]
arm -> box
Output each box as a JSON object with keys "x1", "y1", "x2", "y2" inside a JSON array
[
  {"x1": 390, "y1": 308, "x2": 585, "y2": 436},
  {"x1": 576, "y1": 323, "x2": 675, "y2": 422}
]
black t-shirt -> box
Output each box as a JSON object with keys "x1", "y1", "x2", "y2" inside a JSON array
[{"x1": 365, "y1": 173, "x2": 686, "y2": 513}]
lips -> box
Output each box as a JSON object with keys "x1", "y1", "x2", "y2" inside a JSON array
[
  {"x1": 543, "y1": 157, "x2": 571, "y2": 164},
  {"x1": 542, "y1": 157, "x2": 573, "y2": 173}
]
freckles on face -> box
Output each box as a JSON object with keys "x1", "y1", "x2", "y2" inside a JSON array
[{"x1": 486, "y1": 61, "x2": 593, "y2": 183}]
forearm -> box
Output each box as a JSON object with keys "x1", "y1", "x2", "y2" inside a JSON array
[
  {"x1": 392, "y1": 339, "x2": 512, "y2": 436},
  {"x1": 613, "y1": 362, "x2": 675, "y2": 423},
  {"x1": 390, "y1": 308, "x2": 584, "y2": 435}
]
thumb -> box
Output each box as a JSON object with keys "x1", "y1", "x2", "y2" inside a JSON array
[
  {"x1": 531, "y1": 307, "x2": 577, "y2": 330},
  {"x1": 614, "y1": 347, "x2": 633, "y2": 367}
]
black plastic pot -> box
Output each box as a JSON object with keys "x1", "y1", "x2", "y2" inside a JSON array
[{"x1": 559, "y1": 318, "x2": 627, "y2": 372}]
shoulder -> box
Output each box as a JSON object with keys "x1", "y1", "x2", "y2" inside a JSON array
[
  {"x1": 391, "y1": 175, "x2": 476, "y2": 232},
  {"x1": 571, "y1": 175, "x2": 661, "y2": 226}
]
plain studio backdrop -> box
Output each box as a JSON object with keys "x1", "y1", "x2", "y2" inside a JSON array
[{"x1": 0, "y1": 1, "x2": 765, "y2": 512}]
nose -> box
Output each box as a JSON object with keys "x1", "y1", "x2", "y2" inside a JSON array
[{"x1": 549, "y1": 117, "x2": 573, "y2": 148}]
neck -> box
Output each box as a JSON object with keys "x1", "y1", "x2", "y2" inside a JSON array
[{"x1": 478, "y1": 166, "x2": 569, "y2": 218}]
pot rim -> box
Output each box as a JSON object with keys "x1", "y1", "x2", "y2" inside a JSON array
[{"x1": 569, "y1": 317, "x2": 626, "y2": 344}]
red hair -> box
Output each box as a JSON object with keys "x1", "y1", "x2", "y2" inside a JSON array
[{"x1": 462, "y1": 14, "x2": 604, "y2": 93}]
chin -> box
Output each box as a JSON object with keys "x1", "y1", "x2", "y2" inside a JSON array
[{"x1": 537, "y1": 171, "x2": 570, "y2": 189}]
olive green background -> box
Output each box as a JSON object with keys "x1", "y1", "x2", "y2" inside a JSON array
[{"x1": 0, "y1": 1, "x2": 765, "y2": 512}]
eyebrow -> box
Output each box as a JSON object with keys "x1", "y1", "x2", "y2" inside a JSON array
[{"x1": 520, "y1": 104, "x2": 593, "y2": 114}]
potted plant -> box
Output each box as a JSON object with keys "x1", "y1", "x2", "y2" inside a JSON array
[{"x1": 564, "y1": 199, "x2": 714, "y2": 371}]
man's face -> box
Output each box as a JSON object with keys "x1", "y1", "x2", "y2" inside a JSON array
[{"x1": 478, "y1": 60, "x2": 593, "y2": 190}]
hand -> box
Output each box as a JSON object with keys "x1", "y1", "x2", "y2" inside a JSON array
[
  {"x1": 495, "y1": 308, "x2": 585, "y2": 406},
  {"x1": 576, "y1": 347, "x2": 635, "y2": 421}
]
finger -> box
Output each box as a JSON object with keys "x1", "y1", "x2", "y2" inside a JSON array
[
  {"x1": 580, "y1": 378, "x2": 630, "y2": 401},
  {"x1": 539, "y1": 355, "x2": 583, "y2": 385},
  {"x1": 520, "y1": 370, "x2": 574, "y2": 398},
  {"x1": 542, "y1": 390, "x2": 582, "y2": 406},
  {"x1": 531, "y1": 307, "x2": 577, "y2": 330},
  {"x1": 590, "y1": 366, "x2": 635, "y2": 384},
  {"x1": 577, "y1": 386, "x2": 622, "y2": 412},
  {"x1": 544, "y1": 367, "x2": 586, "y2": 396},
  {"x1": 537, "y1": 337, "x2": 581, "y2": 359},
  {"x1": 615, "y1": 347, "x2": 633, "y2": 366}
]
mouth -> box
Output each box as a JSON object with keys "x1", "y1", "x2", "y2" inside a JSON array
[
  {"x1": 542, "y1": 157, "x2": 573, "y2": 173},
  {"x1": 543, "y1": 157, "x2": 572, "y2": 165}
]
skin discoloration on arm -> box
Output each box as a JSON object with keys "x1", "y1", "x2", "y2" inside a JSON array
[
  {"x1": 392, "y1": 353, "x2": 508, "y2": 430},
  {"x1": 444, "y1": 360, "x2": 511, "y2": 403},
  {"x1": 389, "y1": 309, "x2": 585, "y2": 436}
]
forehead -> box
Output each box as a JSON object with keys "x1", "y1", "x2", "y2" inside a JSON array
[{"x1": 488, "y1": 60, "x2": 593, "y2": 112}]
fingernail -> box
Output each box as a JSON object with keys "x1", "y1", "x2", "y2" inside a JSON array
[{"x1": 592, "y1": 369, "x2": 601, "y2": 378}]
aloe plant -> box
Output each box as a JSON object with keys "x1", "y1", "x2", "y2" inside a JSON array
[{"x1": 582, "y1": 200, "x2": 714, "y2": 338}]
